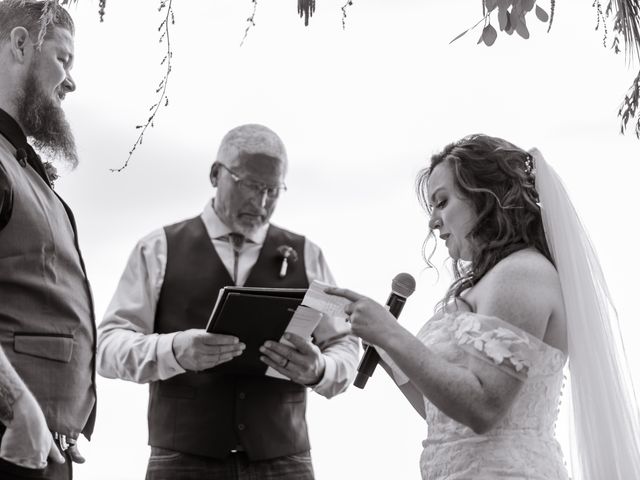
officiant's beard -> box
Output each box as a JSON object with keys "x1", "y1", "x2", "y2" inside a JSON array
[{"x1": 16, "y1": 66, "x2": 79, "y2": 170}]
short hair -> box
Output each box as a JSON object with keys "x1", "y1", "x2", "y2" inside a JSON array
[
  {"x1": 0, "y1": 0, "x2": 75, "y2": 45},
  {"x1": 416, "y1": 134, "x2": 553, "y2": 310},
  {"x1": 216, "y1": 124, "x2": 287, "y2": 168}
]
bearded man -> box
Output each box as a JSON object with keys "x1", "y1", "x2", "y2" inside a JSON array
[{"x1": 0, "y1": 2, "x2": 96, "y2": 479}]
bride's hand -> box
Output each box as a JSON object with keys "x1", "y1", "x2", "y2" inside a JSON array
[{"x1": 324, "y1": 287, "x2": 398, "y2": 348}]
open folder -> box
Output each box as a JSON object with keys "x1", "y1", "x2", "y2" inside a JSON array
[{"x1": 205, "y1": 286, "x2": 317, "y2": 377}]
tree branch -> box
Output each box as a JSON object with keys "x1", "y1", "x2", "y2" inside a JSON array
[{"x1": 111, "y1": 0, "x2": 174, "y2": 172}]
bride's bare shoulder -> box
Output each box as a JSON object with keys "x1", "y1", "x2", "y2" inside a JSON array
[
  {"x1": 470, "y1": 248, "x2": 563, "y2": 338},
  {"x1": 490, "y1": 248, "x2": 558, "y2": 284}
]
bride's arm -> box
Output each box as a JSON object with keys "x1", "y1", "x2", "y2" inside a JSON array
[
  {"x1": 378, "y1": 360, "x2": 426, "y2": 418},
  {"x1": 329, "y1": 253, "x2": 562, "y2": 433}
]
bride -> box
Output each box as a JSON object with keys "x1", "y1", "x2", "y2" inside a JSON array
[{"x1": 328, "y1": 134, "x2": 640, "y2": 479}]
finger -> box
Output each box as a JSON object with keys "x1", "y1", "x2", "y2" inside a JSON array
[
  {"x1": 202, "y1": 343, "x2": 246, "y2": 355},
  {"x1": 202, "y1": 352, "x2": 242, "y2": 367},
  {"x1": 48, "y1": 438, "x2": 65, "y2": 465},
  {"x1": 259, "y1": 344, "x2": 297, "y2": 366},
  {"x1": 282, "y1": 333, "x2": 314, "y2": 354},
  {"x1": 261, "y1": 340, "x2": 297, "y2": 361},
  {"x1": 67, "y1": 444, "x2": 85, "y2": 464},
  {"x1": 201, "y1": 334, "x2": 241, "y2": 346},
  {"x1": 259, "y1": 354, "x2": 291, "y2": 374},
  {"x1": 323, "y1": 287, "x2": 363, "y2": 302}
]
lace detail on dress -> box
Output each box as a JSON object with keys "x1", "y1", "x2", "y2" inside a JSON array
[
  {"x1": 417, "y1": 311, "x2": 569, "y2": 480},
  {"x1": 452, "y1": 312, "x2": 551, "y2": 380}
]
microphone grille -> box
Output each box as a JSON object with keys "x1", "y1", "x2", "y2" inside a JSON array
[{"x1": 391, "y1": 273, "x2": 416, "y2": 298}]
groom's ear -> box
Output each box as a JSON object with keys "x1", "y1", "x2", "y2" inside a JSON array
[{"x1": 9, "y1": 27, "x2": 32, "y2": 63}]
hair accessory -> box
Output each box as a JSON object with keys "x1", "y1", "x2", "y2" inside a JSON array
[{"x1": 524, "y1": 152, "x2": 536, "y2": 183}]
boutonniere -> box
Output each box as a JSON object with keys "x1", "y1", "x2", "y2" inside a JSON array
[
  {"x1": 43, "y1": 161, "x2": 59, "y2": 189},
  {"x1": 276, "y1": 245, "x2": 298, "y2": 278}
]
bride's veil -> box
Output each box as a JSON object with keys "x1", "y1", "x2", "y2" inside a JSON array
[{"x1": 532, "y1": 148, "x2": 640, "y2": 479}]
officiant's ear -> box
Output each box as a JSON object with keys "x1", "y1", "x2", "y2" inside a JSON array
[{"x1": 210, "y1": 162, "x2": 220, "y2": 187}]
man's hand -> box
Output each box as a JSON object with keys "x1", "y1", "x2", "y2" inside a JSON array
[
  {"x1": 0, "y1": 390, "x2": 65, "y2": 469},
  {"x1": 259, "y1": 333, "x2": 326, "y2": 385},
  {"x1": 172, "y1": 329, "x2": 245, "y2": 371}
]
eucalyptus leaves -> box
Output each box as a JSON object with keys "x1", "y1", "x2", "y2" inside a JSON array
[{"x1": 452, "y1": 0, "x2": 554, "y2": 46}]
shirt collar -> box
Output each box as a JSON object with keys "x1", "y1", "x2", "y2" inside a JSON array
[
  {"x1": 201, "y1": 199, "x2": 269, "y2": 245},
  {"x1": 0, "y1": 108, "x2": 28, "y2": 152}
]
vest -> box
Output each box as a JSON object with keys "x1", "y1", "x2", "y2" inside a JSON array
[
  {"x1": 149, "y1": 216, "x2": 310, "y2": 460},
  {"x1": 0, "y1": 134, "x2": 96, "y2": 439}
]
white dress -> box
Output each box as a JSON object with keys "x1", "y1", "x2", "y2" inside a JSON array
[{"x1": 417, "y1": 312, "x2": 570, "y2": 480}]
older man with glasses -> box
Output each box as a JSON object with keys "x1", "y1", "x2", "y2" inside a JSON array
[{"x1": 97, "y1": 124, "x2": 359, "y2": 480}]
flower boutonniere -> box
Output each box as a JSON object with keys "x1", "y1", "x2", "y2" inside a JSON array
[
  {"x1": 43, "y1": 161, "x2": 59, "y2": 189},
  {"x1": 276, "y1": 245, "x2": 298, "y2": 278}
]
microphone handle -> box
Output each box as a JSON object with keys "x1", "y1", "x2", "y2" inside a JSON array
[
  {"x1": 353, "y1": 293, "x2": 408, "y2": 389},
  {"x1": 353, "y1": 348, "x2": 381, "y2": 388}
]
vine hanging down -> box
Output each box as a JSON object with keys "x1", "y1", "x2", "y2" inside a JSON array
[
  {"x1": 111, "y1": 0, "x2": 175, "y2": 172},
  {"x1": 240, "y1": 0, "x2": 258, "y2": 46},
  {"x1": 603, "y1": 0, "x2": 640, "y2": 137},
  {"x1": 342, "y1": 1, "x2": 353, "y2": 30}
]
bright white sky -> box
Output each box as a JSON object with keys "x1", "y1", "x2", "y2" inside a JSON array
[{"x1": 49, "y1": 1, "x2": 640, "y2": 479}]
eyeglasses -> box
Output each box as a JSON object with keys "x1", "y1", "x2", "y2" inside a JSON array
[{"x1": 218, "y1": 163, "x2": 287, "y2": 199}]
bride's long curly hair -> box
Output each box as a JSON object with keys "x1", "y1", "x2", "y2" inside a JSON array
[{"x1": 416, "y1": 134, "x2": 554, "y2": 311}]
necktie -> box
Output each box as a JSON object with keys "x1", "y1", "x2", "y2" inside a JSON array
[{"x1": 227, "y1": 232, "x2": 245, "y2": 284}]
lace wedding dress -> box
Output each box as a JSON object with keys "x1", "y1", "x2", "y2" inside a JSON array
[{"x1": 417, "y1": 311, "x2": 569, "y2": 480}]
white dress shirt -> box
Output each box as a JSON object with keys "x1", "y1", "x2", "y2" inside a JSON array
[{"x1": 97, "y1": 201, "x2": 358, "y2": 398}]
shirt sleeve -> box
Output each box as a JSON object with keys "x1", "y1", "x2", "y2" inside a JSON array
[
  {"x1": 96, "y1": 229, "x2": 186, "y2": 383},
  {"x1": 0, "y1": 160, "x2": 13, "y2": 232},
  {"x1": 304, "y1": 239, "x2": 360, "y2": 398}
]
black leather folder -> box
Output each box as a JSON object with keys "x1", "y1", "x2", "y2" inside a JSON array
[{"x1": 205, "y1": 287, "x2": 307, "y2": 375}]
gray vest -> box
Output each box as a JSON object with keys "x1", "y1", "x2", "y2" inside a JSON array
[
  {"x1": 0, "y1": 134, "x2": 96, "y2": 439},
  {"x1": 149, "y1": 217, "x2": 310, "y2": 460}
]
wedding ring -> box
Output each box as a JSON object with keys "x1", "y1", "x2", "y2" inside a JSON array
[{"x1": 283, "y1": 358, "x2": 289, "y2": 368}]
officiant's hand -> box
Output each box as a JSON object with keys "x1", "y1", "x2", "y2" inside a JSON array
[
  {"x1": 172, "y1": 329, "x2": 245, "y2": 371},
  {"x1": 259, "y1": 333, "x2": 326, "y2": 385}
]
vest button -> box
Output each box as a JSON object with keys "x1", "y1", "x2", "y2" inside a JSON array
[
  {"x1": 238, "y1": 392, "x2": 246, "y2": 400},
  {"x1": 238, "y1": 423, "x2": 246, "y2": 431}
]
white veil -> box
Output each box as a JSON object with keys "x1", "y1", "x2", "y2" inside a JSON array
[{"x1": 532, "y1": 148, "x2": 640, "y2": 480}]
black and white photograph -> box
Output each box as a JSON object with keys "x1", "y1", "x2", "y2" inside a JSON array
[{"x1": 1, "y1": 1, "x2": 640, "y2": 479}]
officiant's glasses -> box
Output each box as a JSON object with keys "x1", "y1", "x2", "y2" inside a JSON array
[{"x1": 219, "y1": 163, "x2": 287, "y2": 199}]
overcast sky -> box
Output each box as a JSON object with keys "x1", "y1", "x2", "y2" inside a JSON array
[{"x1": 48, "y1": 1, "x2": 640, "y2": 478}]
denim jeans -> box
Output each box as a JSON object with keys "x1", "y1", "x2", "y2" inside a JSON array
[{"x1": 145, "y1": 447, "x2": 315, "y2": 480}]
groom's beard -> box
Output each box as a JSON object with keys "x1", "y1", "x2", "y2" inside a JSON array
[{"x1": 16, "y1": 65, "x2": 79, "y2": 170}]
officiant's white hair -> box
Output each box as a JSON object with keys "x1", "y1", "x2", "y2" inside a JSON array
[{"x1": 216, "y1": 124, "x2": 288, "y2": 169}]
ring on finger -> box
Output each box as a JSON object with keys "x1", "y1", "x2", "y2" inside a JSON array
[{"x1": 283, "y1": 358, "x2": 290, "y2": 368}]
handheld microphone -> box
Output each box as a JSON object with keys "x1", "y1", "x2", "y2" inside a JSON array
[{"x1": 353, "y1": 272, "x2": 416, "y2": 389}]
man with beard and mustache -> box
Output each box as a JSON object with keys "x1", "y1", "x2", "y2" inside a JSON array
[{"x1": 0, "y1": 2, "x2": 96, "y2": 479}]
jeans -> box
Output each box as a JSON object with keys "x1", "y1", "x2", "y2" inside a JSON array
[{"x1": 145, "y1": 447, "x2": 315, "y2": 480}]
